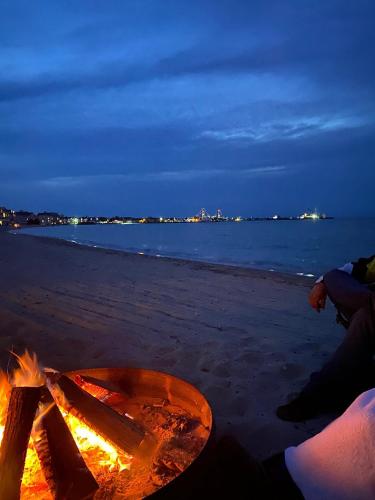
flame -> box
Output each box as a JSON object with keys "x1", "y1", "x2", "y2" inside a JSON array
[
  {"x1": 0, "y1": 351, "x2": 132, "y2": 498},
  {"x1": 21, "y1": 446, "x2": 49, "y2": 497},
  {"x1": 11, "y1": 350, "x2": 46, "y2": 388},
  {"x1": 0, "y1": 371, "x2": 11, "y2": 425},
  {"x1": 0, "y1": 370, "x2": 11, "y2": 445},
  {"x1": 62, "y1": 411, "x2": 131, "y2": 472},
  {"x1": 48, "y1": 381, "x2": 132, "y2": 472}
]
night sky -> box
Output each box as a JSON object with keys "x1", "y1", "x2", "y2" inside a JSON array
[{"x1": 1, "y1": 1, "x2": 374, "y2": 217}]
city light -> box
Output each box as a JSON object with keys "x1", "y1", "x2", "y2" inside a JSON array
[{"x1": 0, "y1": 205, "x2": 332, "y2": 229}]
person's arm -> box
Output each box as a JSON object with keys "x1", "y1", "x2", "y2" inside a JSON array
[
  {"x1": 309, "y1": 255, "x2": 374, "y2": 313},
  {"x1": 309, "y1": 281, "x2": 327, "y2": 312}
]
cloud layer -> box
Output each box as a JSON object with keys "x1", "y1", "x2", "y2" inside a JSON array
[{"x1": 1, "y1": 0, "x2": 374, "y2": 216}]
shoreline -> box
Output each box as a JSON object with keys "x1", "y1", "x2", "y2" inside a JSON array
[
  {"x1": 0, "y1": 230, "x2": 342, "y2": 459},
  {"x1": 13, "y1": 227, "x2": 318, "y2": 281}
]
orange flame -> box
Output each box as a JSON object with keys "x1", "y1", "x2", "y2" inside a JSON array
[
  {"x1": 0, "y1": 352, "x2": 48, "y2": 495},
  {"x1": 0, "y1": 370, "x2": 11, "y2": 447},
  {"x1": 48, "y1": 381, "x2": 132, "y2": 471},
  {"x1": 62, "y1": 411, "x2": 132, "y2": 472},
  {"x1": 0, "y1": 371, "x2": 11, "y2": 425},
  {"x1": 0, "y1": 351, "x2": 132, "y2": 497},
  {"x1": 11, "y1": 350, "x2": 45, "y2": 388}
]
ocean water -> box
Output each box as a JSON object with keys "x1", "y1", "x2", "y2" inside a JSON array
[{"x1": 20, "y1": 218, "x2": 375, "y2": 277}]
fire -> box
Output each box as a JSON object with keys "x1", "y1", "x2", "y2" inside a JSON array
[
  {"x1": 0, "y1": 371, "x2": 11, "y2": 443},
  {"x1": 0, "y1": 355, "x2": 45, "y2": 495},
  {"x1": 0, "y1": 351, "x2": 132, "y2": 498},
  {"x1": 62, "y1": 412, "x2": 131, "y2": 471},
  {"x1": 47, "y1": 377, "x2": 132, "y2": 471},
  {"x1": 21, "y1": 446, "x2": 47, "y2": 496},
  {"x1": 0, "y1": 371, "x2": 10, "y2": 421},
  {"x1": 11, "y1": 350, "x2": 46, "y2": 388}
]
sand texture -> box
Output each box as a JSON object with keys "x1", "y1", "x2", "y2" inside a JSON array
[{"x1": 0, "y1": 231, "x2": 343, "y2": 459}]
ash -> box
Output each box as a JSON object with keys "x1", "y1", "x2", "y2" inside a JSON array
[{"x1": 95, "y1": 394, "x2": 209, "y2": 499}]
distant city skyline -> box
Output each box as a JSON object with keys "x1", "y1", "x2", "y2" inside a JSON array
[
  {"x1": 1, "y1": 1, "x2": 374, "y2": 217},
  {"x1": 0, "y1": 202, "x2": 331, "y2": 221},
  {"x1": 0, "y1": 203, "x2": 331, "y2": 219}
]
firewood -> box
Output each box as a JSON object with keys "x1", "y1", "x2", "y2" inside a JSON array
[
  {"x1": 0, "y1": 386, "x2": 41, "y2": 500},
  {"x1": 33, "y1": 388, "x2": 99, "y2": 500},
  {"x1": 78, "y1": 374, "x2": 129, "y2": 397},
  {"x1": 49, "y1": 374, "x2": 147, "y2": 456},
  {"x1": 73, "y1": 374, "x2": 125, "y2": 406}
]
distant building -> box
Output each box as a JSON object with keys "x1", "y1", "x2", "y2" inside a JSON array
[
  {"x1": 197, "y1": 208, "x2": 210, "y2": 221},
  {"x1": 37, "y1": 212, "x2": 63, "y2": 225},
  {"x1": 13, "y1": 210, "x2": 36, "y2": 225},
  {"x1": 0, "y1": 207, "x2": 11, "y2": 218},
  {"x1": 300, "y1": 212, "x2": 319, "y2": 220},
  {"x1": 0, "y1": 206, "x2": 12, "y2": 226},
  {"x1": 68, "y1": 216, "x2": 99, "y2": 224},
  {"x1": 78, "y1": 216, "x2": 98, "y2": 224}
]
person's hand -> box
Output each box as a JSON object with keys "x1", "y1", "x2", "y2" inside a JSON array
[{"x1": 309, "y1": 282, "x2": 327, "y2": 312}]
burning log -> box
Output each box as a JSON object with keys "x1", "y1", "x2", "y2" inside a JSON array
[
  {"x1": 33, "y1": 388, "x2": 99, "y2": 500},
  {"x1": 0, "y1": 386, "x2": 41, "y2": 500},
  {"x1": 73, "y1": 374, "x2": 125, "y2": 406},
  {"x1": 49, "y1": 374, "x2": 149, "y2": 456},
  {"x1": 77, "y1": 374, "x2": 128, "y2": 396}
]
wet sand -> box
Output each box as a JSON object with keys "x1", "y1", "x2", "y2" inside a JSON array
[{"x1": 0, "y1": 230, "x2": 343, "y2": 459}]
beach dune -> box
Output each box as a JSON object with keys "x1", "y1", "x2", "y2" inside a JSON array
[{"x1": 0, "y1": 231, "x2": 342, "y2": 459}]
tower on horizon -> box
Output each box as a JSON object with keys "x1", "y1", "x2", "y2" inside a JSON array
[{"x1": 197, "y1": 208, "x2": 210, "y2": 220}]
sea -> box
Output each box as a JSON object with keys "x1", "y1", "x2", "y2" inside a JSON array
[{"x1": 19, "y1": 218, "x2": 375, "y2": 278}]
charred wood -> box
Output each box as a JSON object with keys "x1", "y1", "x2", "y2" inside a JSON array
[
  {"x1": 33, "y1": 388, "x2": 99, "y2": 500},
  {"x1": 0, "y1": 386, "x2": 41, "y2": 500},
  {"x1": 49, "y1": 374, "x2": 146, "y2": 456}
]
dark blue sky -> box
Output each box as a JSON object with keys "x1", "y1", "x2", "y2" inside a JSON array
[{"x1": 1, "y1": 0, "x2": 374, "y2": 217}]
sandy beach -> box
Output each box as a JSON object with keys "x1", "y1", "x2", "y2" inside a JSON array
[{"x1": 0, "y1": 230, "x2": 343, "y2": 460}]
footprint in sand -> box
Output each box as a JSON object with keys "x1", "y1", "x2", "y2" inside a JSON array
[
  {"x1": 294, "y1": 342, "x2": 320, "y2": 354},
  {"x1": 221, "y1": 326, "x2": 248, "y2": 336},
  {"x1": 205, "y1": 385, "x2": 232, "y2": 402},
  {"x1": 212, "y1": 363, "x2": 231, "y2": 378},
  {"x1": 279, "y1": 363, "x2": 305, "y2": 379},
  {"x1": 63, "y1": 338, "x2": 87, "y2": 350},
  {"x1": 254, "y1": 372, "x2": 281, "y2": 392},
  {"x1": 156, "y1": 346, "x2": 172, "y2": 355},
  {"x1": 158, "y1": 357, "x2": 176, "y2": 368},
  {"x1": 238, "y1": 351, "x2": 263, "y2": 364},
  {"x1": 232, "y1": 396, "x2": 248, "y2": 417}
]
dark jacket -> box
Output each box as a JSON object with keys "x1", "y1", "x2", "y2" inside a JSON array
[{"x1": 322, "y1": 254, "x2": 375, "y2": 327}]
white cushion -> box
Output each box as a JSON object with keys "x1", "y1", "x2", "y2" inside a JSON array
[{"x1": 285, "y1": 389, "x2": 375, "y2": 499}]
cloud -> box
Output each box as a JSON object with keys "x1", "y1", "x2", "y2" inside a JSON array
[
  {"x1": 35, "y1": 165, "x2": 287, "y2": 188},
  {"x1": 199, "y1": 116, "x2": 369, "y2": 142},
  {"x1": 0, "y1": 1, "x2": 374, "y2": 215},
  {"x1": 0, "y1": 1, "x2": 374, "y2": 105}
]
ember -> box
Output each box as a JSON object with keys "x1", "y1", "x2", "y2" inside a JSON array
[{"x1": 0, "y1": 354, "x2": 212, "y2": 499}]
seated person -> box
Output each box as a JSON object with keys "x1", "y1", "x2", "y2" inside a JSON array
[{"x1": 277, "y1": 254, "x2": 375, "y2": 421}]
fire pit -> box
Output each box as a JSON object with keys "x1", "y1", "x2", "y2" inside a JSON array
[{"x1": 0, "y1": 354, "x2": 213, "y2": 499}]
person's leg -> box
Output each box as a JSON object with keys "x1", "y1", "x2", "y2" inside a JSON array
[
  {"x1": 195, "y1": 435, "x2": 270, "y2": 499},
  {"x1": 202, "y1": 436, "x2": 303, "y2": 499},
  {"x1": 302, "y1": 300, "x2": 375, "y2": 399},
  {"x1": 324, "y1": 269, "x2": 372, "y2": 320},
  {"x1": 263, "y1": 452, "x2": 304, "y2": 500},
  {"x1": 277, "y1": 297, "x2": 375, "y2": 421}
]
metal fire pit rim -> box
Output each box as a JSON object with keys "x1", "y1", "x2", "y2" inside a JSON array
[
  {"x1": 64, "y1": 365, "x2": 206, "y2": 391},
  {"x1": 64, "y1": 366, "x2": 212, "y2": 419},
  {"x1": 63, "y1": 366, "x2": 214, "y2": 499}
]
